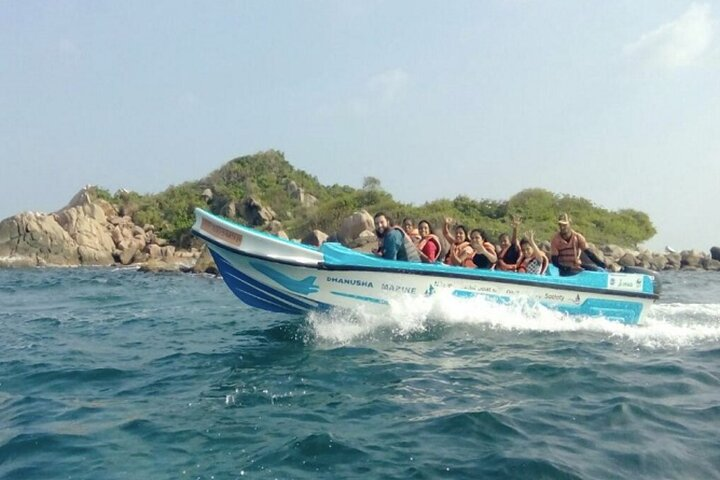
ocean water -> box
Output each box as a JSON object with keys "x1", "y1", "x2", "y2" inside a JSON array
[{"x1": 1, "y1": 268, "x2": 719, "y2": 480}]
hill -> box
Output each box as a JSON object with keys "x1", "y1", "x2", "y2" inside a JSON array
[{"x1": 94, "y1": 150, "x2": 656, "y2": 248}]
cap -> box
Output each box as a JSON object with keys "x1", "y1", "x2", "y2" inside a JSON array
[{"x1": 557, "y1": 213, "x2": 571, "y2": 225}]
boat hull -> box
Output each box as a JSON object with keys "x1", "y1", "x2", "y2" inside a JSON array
[{"x1": 192, "y1": 209, "x2": 657, "y2": 324}]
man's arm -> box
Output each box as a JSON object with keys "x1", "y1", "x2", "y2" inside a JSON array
[{"x1": 582, "y1": 248, "x2": 606, "y2": 268}]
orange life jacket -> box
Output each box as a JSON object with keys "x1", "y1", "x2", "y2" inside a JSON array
[
  {"x1": 445, "y1": 241, "x2": 474, "y2": 267},
  {"x1": 417, "y1": 234, "x2": 442, "y2": 262},
  {"x1": 552, "y1": 233, "x2": 581, "y2": 268}
]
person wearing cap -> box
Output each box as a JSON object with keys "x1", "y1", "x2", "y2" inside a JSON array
[{"x1": 550, "y1": 213, "x2": 606, "y2": 276}]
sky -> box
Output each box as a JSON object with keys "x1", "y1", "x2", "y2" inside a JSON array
[{"x1": 1, "y1": 1, "x2": 718, "y2": 251}]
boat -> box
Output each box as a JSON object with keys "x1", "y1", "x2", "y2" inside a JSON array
[{"x1": 191, "y1": 208, "x2": 660, "y2": 324}]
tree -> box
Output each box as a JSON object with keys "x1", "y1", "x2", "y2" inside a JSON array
[{"x1": 362, "y1": 176, "x2": 382, "y2": 191}]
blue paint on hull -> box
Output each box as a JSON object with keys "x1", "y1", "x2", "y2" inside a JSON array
[{"x1": 211, "y1": 252, "x2": 332, "y2": 314}]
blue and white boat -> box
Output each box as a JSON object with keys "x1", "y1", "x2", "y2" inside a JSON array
[{"x1": 191, "y1": 208, "x2": 659, "y2": 324}]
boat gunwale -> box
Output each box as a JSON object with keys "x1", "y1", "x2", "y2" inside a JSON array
[{"x1": 192, "y1": 229, "x2": 659, "y2": 302}]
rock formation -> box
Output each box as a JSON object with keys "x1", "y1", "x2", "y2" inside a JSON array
[
  {"x1": 337, "y1": 210, "x2": 375, "y2": 245},
  {"x1": 0, "y1": 187, "x2": 199, "y2": 268}
]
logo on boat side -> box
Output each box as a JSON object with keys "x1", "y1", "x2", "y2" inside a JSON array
[
  {"x1": 381, "y1": 283, "x2": 417, "y2": 294},
  {"x1": 607, "y1": 274, "x2": 643, "y2": 292},
  {"x1": 201, "y1": 218, "x2": 243, "y2": 246},
  {"x1": 250, "y1": 261, "x2": 319, "y2": 295},
  {"x1": 326, "y1": 276, "x2": 374, "y2": 288}
]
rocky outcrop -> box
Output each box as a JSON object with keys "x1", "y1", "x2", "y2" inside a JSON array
[
  {"x1": 0, "y1": 186, "x2": 200, "y2": 268},
  {"x1": 287, "y1": 180, "x2": 318, "y2": 208},
  {"x1": 594, "y1": 245, "x2": 720, "y2": 272},
  {"x1": 241, "y1": 196, "x2": 276, "y2": 227},
  {"x1": 191, "y1": 245, "x2": 219, "y2": 275},
  {"x1": 0, "y1": 212, "x2": 80, "y2": 267}
]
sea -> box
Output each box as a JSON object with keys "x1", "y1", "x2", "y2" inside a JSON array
[{"x1": 1, "y1": 268, "x2": 719, "y2": 480}]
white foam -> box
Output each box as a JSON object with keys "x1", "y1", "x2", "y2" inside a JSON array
[{"x1": 306, "y1": 292, "x2": 720, "y2": 349}]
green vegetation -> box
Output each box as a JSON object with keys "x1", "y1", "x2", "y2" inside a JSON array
[{"x1": 98, "y1": 150, "x2": 656, "y2": 247}]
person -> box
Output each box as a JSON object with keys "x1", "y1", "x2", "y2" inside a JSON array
[
  {"x1": 402, "y1": 218, "x2": 422, "y2": 245},
  {"x1": 373, "y1": 212, "x2": 421, "y2": 262},
  {"x1": 469, "y1": 229, "x2": 497, "y2": 269},
  {"x1": 496, "y1": 215, "x2": 522, "y2": 271},
  {"x1": 517, "y1": 230, "x2": 548, "y2": 274},
  {"x1": 416, "y1": 220, "x2": 442, "y2": 263},
  {"x1": 550, "y1": 213, "x2": 606, "y2": 275},
  {"x1": 442, "y1": 218, "x2": 475, "y2": 267}
]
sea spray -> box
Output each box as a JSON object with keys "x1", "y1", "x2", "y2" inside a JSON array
[{"x1": 307, "y1": 290, "x2": 720, "y2": 350}]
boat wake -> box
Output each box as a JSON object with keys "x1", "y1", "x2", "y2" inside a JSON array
[{"x1": 306, "y1": 292, "x2": 720, "y2": 349}]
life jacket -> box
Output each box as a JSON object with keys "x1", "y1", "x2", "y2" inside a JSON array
[
  {"x1": 417, "y1": 234, "x2": 442, "y2": 263},
  {"x1": 392, "y1": 226, "x2": 421, "y2": 262},
  {"x1": 553, "y1": 232, "x2": 581, "y2": 268},
  {"x1": 407, "y1": 228, "x2": 422, "y2": 245},
  {"x1": 497, "y1": 243, "x2": 520, "y2": 271},
  {"x1": 445, "y1": 241, "x2": 474, "y2": 267}
]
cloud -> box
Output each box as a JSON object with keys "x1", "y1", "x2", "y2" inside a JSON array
[{"x1": 624, "y1": 3, "x2": 716, "y2": 68}]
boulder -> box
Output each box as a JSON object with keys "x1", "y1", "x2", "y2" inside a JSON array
[
  {"x1": 138, "y1": 259, "x2": 181, "y2": 273},
  {"x1": 54, "y1": 203, "x2": 115, "y2": 264},
  {"x1": 649, "y1": 254, "x2": 668, "y2": 271},
  {"x1": 665, "y1": 252, "x2": 682, "y2": 269},
  {"x1": 338, "y1": 210, "x2": 375, "y2": 245},
  {"x1": 0, "y1": 212, "x2": 79, "y2": 266},
  {"x1": 59, "y1": 186, "x2": 94, "y2": 211},
  {"x1": 681, "y1": 250, "x2": 704, "y2": 269},
  {"x1": 287, "y1": 180, "x2": 302, "y2": 199},
  {"x1": 618, "y1": 253, "x2": 637, "y2": 267},
  {"x1": 96, "y1": 199, "x2": 118, "y2": 219},
  {"x1": 602, "y1": 244, "x2": 626, "y2": 261},
  {"x1": 221, "y1": 201, "x2": 237, "y2": 219},
  {"x1": 302, "y1": 230, "x2": 329, "y2": 247},
  {"x1": 119, "y1": 243, "x2": 138, "y2": 265},
  {"x1": 241, "y1": 196, "x2": 275, "y2": 227},
  {"x1": 191, "y1": 245, "x2": 219, "y2": 275},
  {"x1": 146, "y1": 244, "x2": 163, "y2": 259},
  {"x1": 704, "y1": 258, "x2": 720, "y2": 271},
  {"x1": 266, "y1": 220, "x2": 288, "y2": 239},
  {"x1": 287, "y1": 181, "x2": 319, "y2": 208},
  {"x1": 635, "y1": 250, "x2": 653, "y2": 269},
  {"x1": 711, "y1": 246, "x2": 720, "y2": 262},
  {"x1": 111, "y1": 225, "x2": 124, "y2": 244}
]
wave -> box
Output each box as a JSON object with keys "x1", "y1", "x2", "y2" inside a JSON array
[{"x1": 306, "y1": 292, "x2": 720, "y2": 349}]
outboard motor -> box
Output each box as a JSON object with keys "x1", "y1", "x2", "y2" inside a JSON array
[{"x1": 621, "y1": 265, "x2": 662, "y2": 295}]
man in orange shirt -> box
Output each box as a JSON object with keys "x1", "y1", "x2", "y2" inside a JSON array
[{"x1": 550, "y1": 213, "x2": 606, "y2": 276}]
